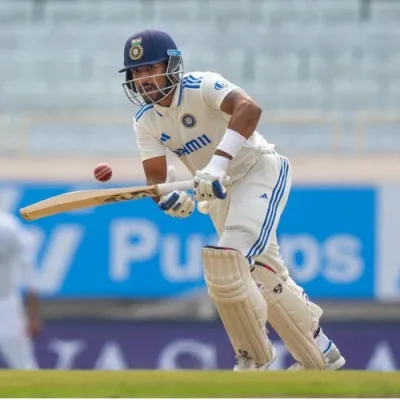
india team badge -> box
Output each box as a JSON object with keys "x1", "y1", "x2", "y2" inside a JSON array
[
  {"x1": 130, "y1": 37, "x2": 144, "y2": 61},
  {"x1": 181, "y1": 113, "x2": 197, "y2": 128}
]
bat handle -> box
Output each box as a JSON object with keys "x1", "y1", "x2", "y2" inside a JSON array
[
  {"x1": 156, "y1": 176, "x2": 231, "y2": 196},
  {"x1": 157, "y1": 180, "x2": 193, "y2": 195}
]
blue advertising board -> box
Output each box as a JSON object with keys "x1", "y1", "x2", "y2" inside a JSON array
[
  {"x1": 0, "y1": 182, "x2": 376, "y2": 299},
  {"x1": 278, "y1": 186, "x2": 375, "y2": 299}
]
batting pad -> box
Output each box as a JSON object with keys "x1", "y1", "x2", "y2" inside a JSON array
[
  {"x1": 252, "y1": 265, "x2": 326, "y2": 369},
  {"x1": 202, "y1": 246, "x2": 275, "y2": 366}
]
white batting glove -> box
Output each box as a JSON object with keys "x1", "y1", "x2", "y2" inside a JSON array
[
  {"x1": 193, "y1": 156, "x2": 228, "y2": 201},
  {"x1": 158, "y1": 166, "x2": 195, "y2": 218}
]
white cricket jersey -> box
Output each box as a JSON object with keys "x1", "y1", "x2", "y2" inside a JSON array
[
  {"x1": 133, "y1": 71, "x2": 275, "y2": 182},
  {"x1": 0, "y1": 212, "x2": 37, "y2": 299}
]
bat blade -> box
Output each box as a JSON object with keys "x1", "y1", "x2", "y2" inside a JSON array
[{"x1": 19, "y1": 184, "x2": 159, "y2": 221}]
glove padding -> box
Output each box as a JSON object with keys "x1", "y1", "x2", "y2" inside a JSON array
[
  {"x1": 158, "y1": 190, "x2": 195, "y2": 218},
  {"x1": 193, "y1": 170, "x2": 227, "y2": 201},
  {"x1": 158, "y1": 166, "x2": 195, "y2": 218}
]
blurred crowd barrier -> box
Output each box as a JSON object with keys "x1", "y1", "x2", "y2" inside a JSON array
[
  {"x1": 1, "y1": 0, "x2": 400, "y2": 115},
  {"x1": 1, "y1": 111, "x2": 400, "y2": 156},
  {"x1": 1, "y1": 0, "x2": 400, "y2": 156}
]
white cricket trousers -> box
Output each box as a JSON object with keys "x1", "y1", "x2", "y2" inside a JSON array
[
  {"x1": 208, "y1": 152, "x2": 292, "y2": 276},
  {"x1": 208, "y1": 152, "x2": 323, "y2": 319},
  {"x1": 0, "y1": 294, "x2": 38, "y2": 369},
  {"x1": 207, "y1": 151, "x2": 324, "y2": 335}
]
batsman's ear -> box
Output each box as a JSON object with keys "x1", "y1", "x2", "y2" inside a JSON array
[{"x1": 166, "y1": 165, "x2": 177, "y2": 183}]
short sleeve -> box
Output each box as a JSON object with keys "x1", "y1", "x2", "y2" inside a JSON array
[
  {"x1": 134, "y1": 118, "x2": 166, "y2": 162},
  {"x1": 201, "y1": 72, "x2": 240, "y2": 110}
]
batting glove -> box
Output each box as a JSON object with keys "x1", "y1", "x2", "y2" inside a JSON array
[
  {"x1": 193, "y1": 156, "x2": 229, "y2": 201},
  {"x1": 158, "y1": 166, "x2": 195, "y2": 218}
]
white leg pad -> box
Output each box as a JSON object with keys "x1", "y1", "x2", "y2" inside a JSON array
[
  {"x1": 202, "y1": 246, "x2": 275, "y2": 365},
  {"x1": 252, "y1": 264, "x2": 326, "y2": 369}
]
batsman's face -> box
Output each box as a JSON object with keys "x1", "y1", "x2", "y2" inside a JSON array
[{"x1": 131, "y1": 63, "x2": 168, "y2": 104}]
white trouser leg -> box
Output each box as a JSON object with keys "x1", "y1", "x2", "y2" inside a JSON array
[
  {"x1": 207, "y1": 153, "x2": 326, "y2": 369},
  {"x1": 0, "y1": 294, "x2": 39, "y2": 370},
  {"x1": 212, "y1": 154, "x2": 291, "y2": 263},
  {"x1": 0, "y1": 334, "x2": 38, "y2": 370},
  {"x1": 205, "y1": 154, "x2": 290, "y2": 366}
]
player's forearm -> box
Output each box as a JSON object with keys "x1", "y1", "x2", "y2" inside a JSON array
[
  {"x1": 227, "y1": 100, "x2": 262, "y2": 142},
  {"x1": 214, "y1": 99, "x2": 262, "y2": 163},
  {"x1": 143, "y1": 157, "x2": 167, "y2": 204}
]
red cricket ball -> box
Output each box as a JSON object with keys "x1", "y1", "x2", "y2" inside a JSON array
[{"x1": 94, "y1": 163, "x2": 112, "y2": 182}]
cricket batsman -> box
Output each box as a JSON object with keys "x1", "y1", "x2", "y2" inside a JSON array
[
  {"x1": 118, "y1": 29, "x2": 346, "y2": 371},
  {"x1": 0, "y1": 209, "x2": 41, "y2": 369}
]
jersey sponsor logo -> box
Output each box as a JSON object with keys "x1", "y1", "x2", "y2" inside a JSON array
[{"x1": 173, "y1": 134, "x2": 211, "y2": 157}]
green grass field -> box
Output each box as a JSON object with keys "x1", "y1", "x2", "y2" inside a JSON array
[{"x1": 0, "y1": 370, "x2": 399, "y2": 398}]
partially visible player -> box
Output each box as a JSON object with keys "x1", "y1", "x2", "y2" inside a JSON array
[
  {"x1": 118, "y1": 29, "x2": 345, "y2": 371},
  {"x1": 0, "y1": 209, "x2": 41, "y2": 369}
]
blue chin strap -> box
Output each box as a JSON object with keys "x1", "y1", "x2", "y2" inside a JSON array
[{"x1": 122, "y1": 50, "x2": 184, "y2": 107}]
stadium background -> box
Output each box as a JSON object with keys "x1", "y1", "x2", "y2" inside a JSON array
[{"x1": 0, "y1": 0, "x2": 400, "y2": 370}]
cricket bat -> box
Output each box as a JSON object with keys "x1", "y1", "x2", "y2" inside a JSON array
[
  {"x1": 19, "y1": 176, "x2": 231, "y2": 221},
  {"x1": 19, "y1": 179, "x2": 195, "y2": 221}
]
